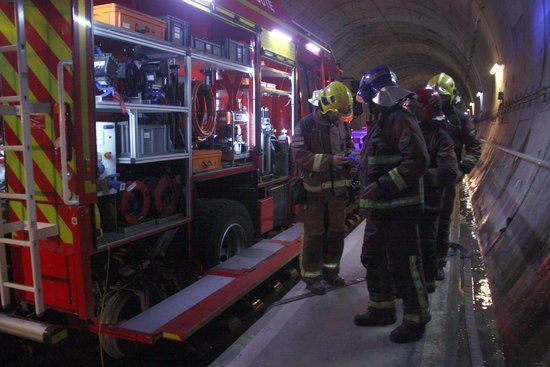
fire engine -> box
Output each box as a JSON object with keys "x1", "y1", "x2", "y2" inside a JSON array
[{"x1": 0, "y1": 0, "x2": 352, "y2": 358}]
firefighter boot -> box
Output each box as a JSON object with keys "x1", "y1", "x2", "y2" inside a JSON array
[
  {"x1": 305, "y1": 278, "x2": 327, "y2": 295},
  {"x1": 324, "y1": 273, "x2": 346, "y2": 287},
  {"x1": 354, "y1": 307, "x2": 396, "y2": 326},
  {"x1": 389, "y1": 320, "x2": 426, "y2": 343}
]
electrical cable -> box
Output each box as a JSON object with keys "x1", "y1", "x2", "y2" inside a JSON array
[{"x1": 192, "y1": 81, "x2": 216, "y2": 141}]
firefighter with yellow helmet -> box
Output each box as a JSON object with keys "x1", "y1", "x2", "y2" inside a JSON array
[
  {"x1": 291, "y1": 81, "x2": 355, "y2": 294},
  {"x1": 428, "y1": 73, "x2": 482, "y2": 280}
]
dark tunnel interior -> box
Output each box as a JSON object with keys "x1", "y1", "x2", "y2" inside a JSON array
[{"x1": 282, "y1": 0, "x2": 549, "y2": 364}]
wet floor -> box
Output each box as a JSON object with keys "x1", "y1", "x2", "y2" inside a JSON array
[{"x1": 459, "y1": 182, "x2": 506, "y2": 366}]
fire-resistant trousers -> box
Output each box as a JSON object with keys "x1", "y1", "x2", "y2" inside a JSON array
[
  {"x1": 361, "y1": 211, "x2": 431, "y2": 324},
  {"x1": 420, "y1": 211, "x2": 439, "y2": 284},
  {"x1": 437, "y1": 184, "x2": 456, "y2": 268},
  {"x1": 300, "y1": 192, "x2": 347, "y2": 282}
]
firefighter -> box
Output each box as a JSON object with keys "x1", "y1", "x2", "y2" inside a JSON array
[
  {"x1": 408, "y1": 87, "x2": 459, "y2": 293},
  {"x1": 291, "y1": 81, "x2": 355, "y2": 295},
  {"x1": 354, "y1": 65, "x2": 431, "y2": 343},
  {"x1": 428, "y1": 73, "x2": 482, "y2": 280}
]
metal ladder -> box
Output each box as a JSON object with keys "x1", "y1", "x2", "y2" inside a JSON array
[{"x1": 0, "y1": 0, "x2": 58, "y2": 316}]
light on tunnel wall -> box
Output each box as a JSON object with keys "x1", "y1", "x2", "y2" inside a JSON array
[
  {"x1": 305, "y1": 42, "x2": 321, "y2": 55},
  {"x1": 490, "y1": 62, "x2": 505, "y2": 107},
  {"x1": 271, "y1": 29, "x2": 292, "y2": 43},
  {"x1": 476, "y1": 92, "x2": 484, "y2": 113},
  {"x1": 469, "y1": 102, "x2": 475, "y2": 115},
  {"x1": 490, "y1": 63, "x2": 504, "y2": 75}
]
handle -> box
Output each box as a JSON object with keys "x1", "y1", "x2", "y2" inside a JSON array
[
  {"x1": 57, "y1": 60, "x2": 79, "y2": 206},
  {"x1": 135, "y1": 24, "x2": 150, "y2": 34}
]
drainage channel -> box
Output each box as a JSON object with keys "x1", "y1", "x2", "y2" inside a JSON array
[{"x1": 456, "y1": 183, "x2": 506, "y2": 367}]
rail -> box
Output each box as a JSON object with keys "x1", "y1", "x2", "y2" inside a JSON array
[{"x1": 480, "y1": 139, "x2": 550, "y2": 169}]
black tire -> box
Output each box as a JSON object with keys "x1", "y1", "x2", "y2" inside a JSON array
[{"x1": 195, "y1": 199, "x2": 254, "y2": 268}]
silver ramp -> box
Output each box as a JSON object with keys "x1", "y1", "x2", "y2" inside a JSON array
[{"x1": 212, "y1": 221, "x2": 460, "y2": 367}]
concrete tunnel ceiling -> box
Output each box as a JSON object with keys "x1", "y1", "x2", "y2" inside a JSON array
[{"x1": 282, "y1": 0, "x2": 505, "y2": 106}]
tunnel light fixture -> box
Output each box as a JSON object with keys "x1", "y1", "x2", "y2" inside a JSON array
[
  {"x1": 271, "y1": 29, "x2": 292, "y2": 43},
  {"x1": 305, "y1": 42, "x2": 321, "y2": 55},
  {"x1": 490, "y1": 63, "x2": 504, "y2": 75},
  {"x1": 469, "y1": 102, "x2": 475, "y2": 115},
  {"x1": 476, "y1": 92, "x2": 484, "y2": 112}
]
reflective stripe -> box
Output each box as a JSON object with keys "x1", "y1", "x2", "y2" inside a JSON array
[
  {"x1": 360, "y1": 195, "x2": 424, "y2": 209},
  {"x1": 388, "y1": 168, "x2": 407, "y2": 191},
  {"x1": 323, "y1": 263, "x2": 339, "y2": 269},
  {"x1": 302, "y1": 271, "x2": 322, "y2": 278},
  {"x1": 312, "y1": 154, "x2": 324, "y2": 172},
  {"x1": 409, "y1": 256, "x2": 430, "y2": 322},
  {"x1": 367, "y1": 154, "x2": 402, "y2": 165},
  {"x1": 368, "y1": 300, "x2": 396, "y2": 309},
  {"x1": 461, "y1": 154, "x2": 478, "y2": 164},
  {"x1": 303, "y1": 179, "x2": 352, "y2": 192}
]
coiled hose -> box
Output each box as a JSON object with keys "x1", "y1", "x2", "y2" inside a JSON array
[{"x1": 192, "y1": 81, "x2": 216, "y2": 142}]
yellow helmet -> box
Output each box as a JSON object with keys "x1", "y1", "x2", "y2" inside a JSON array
[
  {"x1": 318, "y1": 81, "x2": 353, "y2": 115},
  {"x1": 428, "y1": 73, "x2": 456, "y2": 102}
]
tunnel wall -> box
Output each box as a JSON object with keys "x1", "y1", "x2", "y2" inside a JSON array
[{"x1": 469, "y1": 1, "x2": 550, "y2": 364}]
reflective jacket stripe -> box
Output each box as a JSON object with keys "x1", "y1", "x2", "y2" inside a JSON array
[
  {"x1": 368, "y1": 300, "x2": 396, "y2": 309},
  {"x1": 323, "y1": 263, "x2": 339, "y2": 269},
  {"x1": 360, "y1": 195, "x2": 424, "y2": 209},
  {"x1": 388, "y1": 168, "x2": 408, "y2": 191},
  {"x1": 461, "y1": 154, "x2": 478, "y2": 164},
  {"x1": 303, "y1": 179, "x2": 352, "y2": 192},
  {"x1": 367, "y1": 154, "x2": 402, "y2": 165},
  {"x1": 313, "y1": 154, "x2": 324, "y2": 172}
]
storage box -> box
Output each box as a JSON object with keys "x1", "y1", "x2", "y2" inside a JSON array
[
  {"x1": 223, "y1": 39, "x2": 252, "y2": 65},
  {"x1": 161, "y1": 15, "x2": 189, "y2": 46},
  {"x1": 191, "y1": 36, "x2": 223, "y2": 57},
  {"x1": 192, "y1": 150, "x2": 222, "y2": 173},
  {"x1": 94, "y1": 3, "x2": 166, "y2": 41},
  {"x1": 117, "y1": 122, "x2": 170, "y2": 158}
]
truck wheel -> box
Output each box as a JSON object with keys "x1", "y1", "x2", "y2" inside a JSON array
[
  {"x1": 196, "y1": 199, "x2": 254, "y2": 268},
  {"x1": 99, "y1": 284, "x2": 165, "y2": 359}
]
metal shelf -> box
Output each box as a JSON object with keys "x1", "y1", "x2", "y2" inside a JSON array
[
  {"x1": 94, "y1": 215, "x2": 191, "y2": 254},
  {"x1": 94, "y1": 21, "x2": 188, "y2": 57},
  {"x1": 191, "y1": 51, "x2": 254, "y2": 74},
  {"x1": 261, "y1": 66, "x2": 291, "y2": 79},
  {"x1": 118, "y1": 153, "x2": 190, "y2": 165},
  {"x1": 261, "y1": 86, "x2": 292, "y2": 97},
  {"x1": 96, "y1": 101, "x2": 189, "y2": 113}
]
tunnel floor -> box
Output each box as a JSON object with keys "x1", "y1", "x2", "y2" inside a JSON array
[{"x1": 212, "y1": 184, "x2": 506, "y2": 367}]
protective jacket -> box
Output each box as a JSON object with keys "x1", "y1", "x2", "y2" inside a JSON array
[
  {"x1": 421, "y1": 118, "x2": 459, "y2": 212},
  {"x1": 359, "y1": 105, "x2": 429, "y2": 211},
  {"x1": 442, "y1": 104, "x2": 482, "y2": 173},
  {"x1": 291, "y1": 109, "x2": 354, "y2": 196}
]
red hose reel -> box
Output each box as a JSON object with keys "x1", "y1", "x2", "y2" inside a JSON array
[
  {"x1": 145, "y1": 175, "x2": 179, "y2": 218},
  {"x1": 119, "y1": 180, "x2": 151, "y2": 225},
  {"x1": 119, "y1": 176, "x2": 179, "y2": 224}
]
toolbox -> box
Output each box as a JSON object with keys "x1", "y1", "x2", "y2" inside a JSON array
[
  {"x1": 191, "y1": 36, "x2": 223, "y2": 57},
  {"x1": 94, "y1": 3, "x2": 167, "y2": 41},
  {"x1": 223, "y1": 39, "x2": 252, "y2": 65},
  {"x1": 161, "y1": 15, "x2": 189, "y2": 46},
  {"x1": 192, "y1": 150, "x2": 222, "y2": 173}
]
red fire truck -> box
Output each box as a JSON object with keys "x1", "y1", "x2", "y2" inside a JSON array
[{"x1": 0, "y1": 0, "x2": 350, "y2": 358}]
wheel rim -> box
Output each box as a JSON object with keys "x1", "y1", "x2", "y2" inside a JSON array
[{"x1": 219, "y1": 222, "x2": 247, "y2": 262}]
